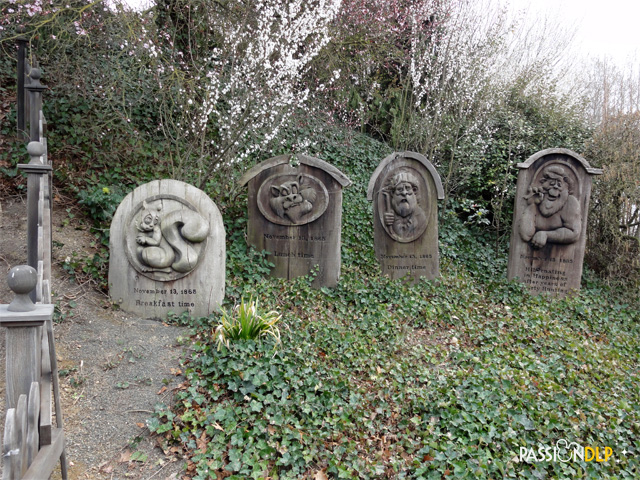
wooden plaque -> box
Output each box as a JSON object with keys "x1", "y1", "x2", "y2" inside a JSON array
[
  {"x1": 109, "y1": 180, "x2": 225, "y2": 318},
  {"x1": 239, "y1": 155, "x2": 351, "y2": 287},
  {"x1": 507, "y1": 148, "x2": 602, "y2": 296},
  {"x1": 367, "y1": 152, "x2": 444, "y2": 281}
]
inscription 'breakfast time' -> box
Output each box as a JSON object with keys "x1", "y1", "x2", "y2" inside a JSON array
[
  {"x1": 135, "y1": 299, "x2": 196, "y2": 308},
  {"x1": 387, "y1": 265, "x2": 427, "y2": 270}
]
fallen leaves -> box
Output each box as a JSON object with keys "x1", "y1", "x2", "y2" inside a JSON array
[
  {"x1": 314, "y1": 469, "x2": 328, "y2": 480},
  {"x1": 119, "y1": 449, "x2": 148, "y2": 464},
  {"x1": 196, "y1": 431, "x2": 208, "y2": 453}
]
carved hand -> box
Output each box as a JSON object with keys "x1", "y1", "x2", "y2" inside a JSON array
[
  {"x1": 524, "y1": 186, "x2": 544, "y2": 205},
  {"x1": 384, "y1": 212, "x2": 395, "y2": 226},
  {"x1": 530, "y1": 230, "x2": 548, "y2": 249},
  {"x1": 136, "y1": 235, "x2": 147, "y2": 245}
]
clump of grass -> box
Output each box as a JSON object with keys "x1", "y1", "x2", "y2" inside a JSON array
[{"x1": 213, "y1": 297, "x2": 282, "y2": 350}]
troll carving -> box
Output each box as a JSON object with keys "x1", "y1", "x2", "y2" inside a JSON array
[{"x1": 269, "y1": 175, "x2": 317, "y2": 224}]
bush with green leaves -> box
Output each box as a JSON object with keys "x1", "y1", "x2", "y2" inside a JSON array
[
  {"x1": 584, "y1": 112, "x2": 640, "y2": 284},
  {"x1": 437, "y1": 74, "x2": 592, "y2": 240}
]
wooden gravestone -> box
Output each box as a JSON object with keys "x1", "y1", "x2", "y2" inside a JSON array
[
  {"x1": 239, "y1": 155, "x2": 351, "y2": 287},
  {"x1": 109, "y1": 179, "x2": 225, "y2": 318},
  {"x1": 507, "y1": 148, "x2": 602, "y2": 296},
  {"x1": 368, "y1": 151, "x2": 444, "y2": 281}
]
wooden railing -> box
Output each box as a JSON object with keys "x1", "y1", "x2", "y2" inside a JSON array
[
  {"x1": 1, "y1": 266, "x2": 65, "y2": 480},
  {"x1": 3, "y1": 383, "x2": 41, "y2": 479},
  {"x1": 1, "y1": 35, "x2": 67, "y2": 480}
]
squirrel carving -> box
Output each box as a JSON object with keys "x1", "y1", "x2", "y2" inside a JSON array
[{"x1": 135, "y1": 201, "x2": 210, "y2": 273}]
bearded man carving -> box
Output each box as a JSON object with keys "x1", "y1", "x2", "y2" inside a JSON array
[
  {"x1": 519, "y1": 164, "x2": 581, "y2": 249},
  {"x1": 382, "y1": 168, "x2": 427, "y2": 241}
]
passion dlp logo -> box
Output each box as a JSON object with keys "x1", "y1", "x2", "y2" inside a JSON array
[{"x1": 520, "y1": 439, "x2": 613, "y2": 463}]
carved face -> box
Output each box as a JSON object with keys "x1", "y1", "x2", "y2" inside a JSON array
[
  {"x1": 271, "y1": 180, "x2": 304, "y2": 210},
  {"x1": 539, "y1": 169, "x2": 569, "y2": 217},
  {"x1": 138, "y1": 202, "x2": 161, "y2": 231},
  {"x1": 391, "y1": 181, "x2": 418, "y2": 218},
  {"x1": 269, "y1": 175, "x2": 316, "y2": 224}
]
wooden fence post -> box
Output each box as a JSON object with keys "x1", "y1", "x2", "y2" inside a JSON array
[
  {"x1": 17, "y1": 142, "x2": 51, "y2": 303},
  {"x1": 1, "y1": 266, "x2": 67, "y2": 480},
  {"x1": 25, "y1": 68, "x2": 45, "y2": 143},
  {"x1": 0, "y1": 266, "x2": 51, "y2": 410},
  {"x1": 1, "y1": 268, "x2": 53, "y2": 480},
  {"x1": 16, "y1": 26, "x2": 28, "y2": 141}
]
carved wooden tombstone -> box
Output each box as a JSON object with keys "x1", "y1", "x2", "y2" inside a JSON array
[
  {"x1": 239, "y1": 155, "x2": 351, "y2": 287},
  {"x1": 368, "y1": 152, "x2": 444, "y2": 281},
  {"x1": 109, "y1": 180, "x2": 225, "y2": 318},
  {"x1": 507, "y1": 149, "x2": 602, "y2": 296}
]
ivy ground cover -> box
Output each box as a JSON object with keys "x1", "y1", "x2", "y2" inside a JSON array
[{"x1": 150, "y1": 262, "x2": 640, "y2": 479}]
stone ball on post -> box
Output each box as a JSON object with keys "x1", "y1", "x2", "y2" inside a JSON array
[
  {"x1": 27, "y1": 141, "x2": 45, "y2": 158},
  {"x1": 29, "y1": 67, "x2": 41, "y2": 81},
  {"x1": 27, "y1": 141, "x2": 45, "y2": 165},
  {"x1": 7, "y1": 265, "x2": 37, "y2": 312}
]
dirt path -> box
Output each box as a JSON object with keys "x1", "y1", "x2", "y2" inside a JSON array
[{"x1": 0, "y1": 195, "x2": 188, "y2": 479}]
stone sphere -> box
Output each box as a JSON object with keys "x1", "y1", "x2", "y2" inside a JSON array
[
  {"x1": 27, "y1": 141, "x2": 45, "y2": 158},
  {"x1": 7, "y1": 265, "x2": 37, "y2": 295}
]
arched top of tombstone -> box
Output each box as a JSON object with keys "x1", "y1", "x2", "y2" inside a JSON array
[
  {"x1": 367, "y1": 151, "x2": 445, "y2": 201},
  {"x1": 238, "y1": 154, "x2": 352, "y2": 188},
  {"x1": 517, "y1": 148, "x2": 603, "y2": 175}
]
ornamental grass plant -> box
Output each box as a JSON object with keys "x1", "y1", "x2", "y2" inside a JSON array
[{"x1": 213, "y1": 297, "x2": 282, "y2": 350}]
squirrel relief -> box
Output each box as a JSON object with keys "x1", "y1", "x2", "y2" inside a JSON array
[
  {"x1": 269, "y1": 175, "x2": 318, "y2": 224},
  {"x1": 135, "y1": 201, "x2": 209, "y2": 274}
]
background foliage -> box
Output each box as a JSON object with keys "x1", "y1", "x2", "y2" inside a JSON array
[{"x1": 585, "y1": 112, "x2": 640, "y2": 282}]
